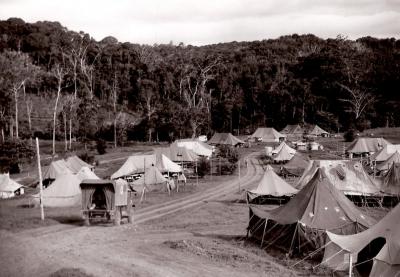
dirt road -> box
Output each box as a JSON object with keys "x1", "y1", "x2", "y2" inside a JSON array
[{"x1": 0, "y1": 152, "x2": 301, "y2": 277}]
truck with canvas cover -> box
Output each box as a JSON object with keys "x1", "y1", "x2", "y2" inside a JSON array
[{"x1": 80, "y1": 179, "x2": 134, "y2": 226}]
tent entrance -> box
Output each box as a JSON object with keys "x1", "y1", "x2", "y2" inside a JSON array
[
  {"x1": 92, "y1": 188, "x2": 107, "y2": 210},
  {"x1": 356, "y1": 237, "x2": 386, "y2": 277}
]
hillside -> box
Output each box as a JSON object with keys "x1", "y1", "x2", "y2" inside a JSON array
[{"x1": 0, "y1": 18, "x2": 399, "y2": 143}]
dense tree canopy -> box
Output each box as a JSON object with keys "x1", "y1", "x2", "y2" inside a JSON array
[{"x1": 0, "y1": 18, "x2": 399, "y2": 143}]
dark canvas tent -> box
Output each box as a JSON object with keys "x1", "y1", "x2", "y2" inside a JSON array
[
  {"x1": 208, "y1": 132, "x2": 244, "y2": 146},
  {"x1": 347, "y1": 137, "x2": 391, "y2": 155},
  {"x1": 248, "y1": 168, "x2": 375, "y2": 253},
  {"x1": 283, "y1": 152, "x2": 310, "y2": 177},
  {"x1": 323, "y1": 204, "x2": 400, "y2": 276},
  {"x1": 381, "y1": 163, "x2": 400, "y2": 195},
  {"x1": 307, "y1": 125, "x2": 329, "y2": 137},
  {"x1": 281, "y1": 124, "x2": 304, "y2": 136}
]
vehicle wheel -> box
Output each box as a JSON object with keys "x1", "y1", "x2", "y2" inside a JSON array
[{"x1": 114, "y1": 207, "x2": 121, "y2": 226}]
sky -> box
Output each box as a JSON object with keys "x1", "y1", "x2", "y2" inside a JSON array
[{"x1": 0, "y1": 0, "x2": 399, "y2": 45}]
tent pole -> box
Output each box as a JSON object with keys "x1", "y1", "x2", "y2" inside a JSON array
[
  {"x1": 260, "y1": 220, "x2": 267, "y2": 248},
  {"x1": 238, "y1": 159, "x2": 241, "y2": 193},
  {"x1": 196, "y1": 159, "x2": 198, "y2": 186},
  {"x1": 36, "y1": 137, "x2": 44, "y2": 220}
]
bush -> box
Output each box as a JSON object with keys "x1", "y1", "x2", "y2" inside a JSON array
[
  {"x1": 218, "y1": 145, "x2": 239, "y2": 164},
  {"x1": 197, "y1": 157, "x2": 210, "y2": 177},
  {"x1": 344, "y1": 129, "x2": 356, "y2": 142},
  {"x1": 78, "y1": 152, "x2": 95, "y2": 165},
  {"x1": 96, "y1": 139, "x2": 107, "y2": 155}
]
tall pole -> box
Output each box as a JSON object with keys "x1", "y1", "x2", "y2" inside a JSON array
[
  {"x1": 36, "y1": 137, "x2": 44, "y2": 220},
  {"x1": 348, "y1": 253, "x2": 353, "y2": 277},
  {"x1": 238, "y1": 160, "x2": 241, "y2": 193},
  {"x1": 196, "y1": 159, "x2": 198, "y2": 186}
]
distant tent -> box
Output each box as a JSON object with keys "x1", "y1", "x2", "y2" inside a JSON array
[
  {"x1": 284, "y1": 152, "x2": 310, "y2": 176},
  {"x1": 377, "y1": 151, "x2": 400, "y2": 171},
  {"x1": 65, "y1": 155, "x2": 94, "y2": 173},
  {"x1": 273, "y1": 145, "x2": 295, "y2": 162},
  {"x1": 175, "y1": 139, "x2": 213, "y2": 157},
  {"x1": 381, "y1": 163, "x2": 400, "y2": 195},
  {"x1": 250, "y1": 127, "x2": 286, "y2": 142},
  {"x1": 280, "y1": 124, "x2": 304, "y2": 136},
  {"x1": 111, "y1": 154, "x2": 181, "y2": 179},
  {"x1": 132, "y1": 166, "x2": 167, "y2": 192},
  {"x1": 347, "y1": 137, "x2": 391, "y2": 155},
  {"x1": 76, "y1": 166, "x2": 100, "y2": 181},
  {"x1": 43, "y1": 160, "x2": 73, "y2": 181},
  {"x1": 248, "y1": 168, "x2": 375, "y2": 253},
  {"x1": 372, "y1": 144, "x2": 400, "y2": 162},
  {"x1": 208, "y1": 132, "x2": 244, "y2": 146},
  {"x1": 0, "y1": 173, "x2": 24, "y2": 199},
  {"x1": 34, "y1": 173, "x2": 82, "y2": 207},
  {"x1": 307, "y1": 125, "x2": 329, "y2": 137},
  {"x1": 296, "y1": 160, "x2": 380, "y2": 196},
  {"x1": 323, "y1": 204, "x2": 400, "y2": 276},
  {"x1": 154, "y1": 143, "x2": 198, "y2": 163},
  {"x1": 272, "y1": 141, "x2": 296, "y2": 155},
  {"x1": 247, "y1": 165, "x2": 298, "y2": 201}
]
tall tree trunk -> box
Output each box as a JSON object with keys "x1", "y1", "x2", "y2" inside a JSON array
[
  {"x1": 14, "y1": 88, "x2": 19, "y2": 139},
  {"x1": 148, "y1": 128, "x2": 152, "y2": 143},
  {"x1": 190, "y1": 119, "x2": 197, "y2": 138},
  {"x1": 52, "y1": 89, "x2": 61, "y2": 156},
  {"x1": 63, "y1": 112, "x2": 67, "y2": 152},
  {"x1": 302, "y1": 102, "x2": 305, "y2": 124},
  {"x1": 114, "y1": 117, "x2": 117, "y2": 148},
  {"x1": 1, "y1": 128, "x2": 4, "y2": 143},
  {"x1": 69, "y1": 118, "x2": 72, "y2": 150}
]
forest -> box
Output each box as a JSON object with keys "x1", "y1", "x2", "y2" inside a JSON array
[{"x1": 0, "y1": 17, "x2": 399, "y2": 147}]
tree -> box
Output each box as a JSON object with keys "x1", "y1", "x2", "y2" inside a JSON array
[
  {"x1": 338, "y1": 83, "x2": 376, "y2": 120},
  {"x1": 0, "y1": 50, "x2": 39, "y2": 140},
  {"x1": 139, "y1": 79, "x2": 160, "y2": 142}
]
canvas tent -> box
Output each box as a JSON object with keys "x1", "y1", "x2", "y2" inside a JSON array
[
  {"x1": 247, "y1": 165, "x2": 298, "y2": 201},
  {"x1": 347, "y1": 137, "x2": 391, "y2": 155},
  {"x1": 307, "y1": 125, "x2": 329, "y2": 137},
  {"x1": 377, "y1": 151, "x2": 400, "y2": 171},
  {"x1": 77, "y1": 167, "x2": 100, "y2": 181},
  {"x1": 373, "y1": 144, "x2": 400, "y2": 162},
  {"x1": 296, "y1": 160, "x2": 380, "y2": 196},
  {"x1": 0, "y1": 173, "x2": 24, "y2": 199},
  {"x1": 272, "y1": 141, "x2": 296, "y2": 155},
  {"x1": 280, "y1": 124, "x2": 304, "y2": 136},
  {"x1": 273, "y1": 145, "x2": 295, "y2": 162},
  {"x1": 43, "y1": 159, "x2": 73, "y2": 181},
  {"x1": 132, "y1": 166, "x2": 168, "y2": 192},
  {"x1": 381, "y1": 163, "x2": 400, "y2": 195},
  {"x1": 65, "y1": 155, "x2": 94, "y2": 174},
  {"x1": 154, "y1": 143, "x2": 198, "y2": 163},
  {"x1": 111, "y1": 154, "x2": 181, "y2": 179},
  {"x1": 283, "y1": 152, "x2": 310, "y2": 177},
  {"x1": 250, "y1": 127, "x2": 286, "y2": 143},
  {"x1": 323, "y1": 204, "x2": 400, "y2": 276},
  {"x1": 208, "y1": 132, "x2": 244, "y2": 146},
  {"x1": 248, "y1": 168, "x2": 375, "y2": 253},
  {"x1": 33, "y1": 173, "x2": 82, "y2": 207},
  {"x1": 175, "y1": 139, "x2": 213, "y2": 157}
]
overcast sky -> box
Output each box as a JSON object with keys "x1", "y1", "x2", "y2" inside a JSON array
[{"x1": 0, "y1": 0, "x2": 399, "y2": 45}]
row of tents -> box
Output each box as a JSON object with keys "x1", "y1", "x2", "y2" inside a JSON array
[{"x1": 247, "y1": 165, "x2": 399, "y2": 276}]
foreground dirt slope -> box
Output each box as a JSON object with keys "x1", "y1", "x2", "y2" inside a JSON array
[{"x1": 0, "y1": 153, "x2": 308, "y2": 277}]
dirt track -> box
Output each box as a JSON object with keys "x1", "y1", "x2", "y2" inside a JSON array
[{"x1": 0, "y1": 152, "x2": 303, "y2": 277}]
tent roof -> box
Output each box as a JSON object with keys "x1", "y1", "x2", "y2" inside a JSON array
[
  {"x1": 43, "y1": 160, "x2": 73, "y2": 180},
  {"x1": 250, "y1": 127, "x2": 286, "y2": 140},
  {"x1": 76, "y1": 166, "x2": 100, "y2": 181},
  {"x1": 154, "y1": 143, "x2": 198, "y2": 162},
  {"x1": 35, "y1": 173, "x2": 82, "y2": 207},
  {"x1": 248, "y1": 165, "x2": 298, "y2": 198},
  {"x1": 175, "y1": 139, "x2": 213, "y2": 157},
  {"x1": 272, "y1": 141, "x2": 296, "y2": 155},
  {"x1": 308, "y1": 125, "x2": 329, "y2": 136},
  {"x1": 251, "y1": 168, "x2": 375, "y2": 230},
  {"x1": 0, "y1": 173, "x2": 23, "y2": 193},
  {"x1": 284, "y1": 152, "x2": 310, "y2": 169},
  {"x1": 65, "y1": 155, "x2": 93, "y2": 173},
  {"x1": 327, "y1": 204, "x2": 400, "y2": 264},
  {"x1": 296, "y1": 160, "x2": 380, "y2": 195},
  {"x1": 373, "y1": 144, "x2": 400, "y2": 162},
  {"x1": 111, "y1": 154, "x2": 181, "y2": 179},
  {"x1": 208, "y1": 132, "x2": 245, "y2": 146},
  {"x1": 377, "y1": 151, "x2": 400, "y2": 171},
  {"x1": 132, "y1": 166, "x2": 167, "y2": 186},
  {"x1": 281, "y1": 124, "x2": 304, "y2": 135},
  {"x1": 347, "y1": 137, "x2": 391, "y2": 154},
  {"x1": 381, "y1": 163, "x2": 400, "y2": 195},
  {"x1": 273, "y1": 145, "x2": 295, "y2": 162}
]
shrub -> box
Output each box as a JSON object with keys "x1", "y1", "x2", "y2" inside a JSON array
[
  {"x1": 197, "y1": 157, "x2": 210, "y2": 177},
  {"x1": 96, "y1": 139, "x2": 107, "y2": 155},
  {"x1": 78, "y1": 152, "x2": 95, "y2": 165},
  {"x1": 344, "y1": 129, "x2": 356, "y2": 142}
]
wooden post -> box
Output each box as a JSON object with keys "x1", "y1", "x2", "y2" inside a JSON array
[
  {"x1": 348, "y1": 253, "x2": 353, "y2": 277},
  {"x1": 36, "y1": 137, "x2": 44, "y2": 220},
  {"x1": 238, "y1": 160, "x2": 241, "y2": 192},
  {"x1": 210, "y1": 158, "x2": 212, "y2": 181},
  {"x1": 196, "y1": 159, "x2": 198, "y2": 186}
]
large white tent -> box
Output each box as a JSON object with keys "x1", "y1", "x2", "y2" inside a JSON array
[
  {"x1": 175, "y1": 139, "x2": 213, "y2": 157},
  {"x1": 373, "y1": 144, "x2": 400, "y2": 162},
  {"x1": 0, "y1": 173, "x2": 24, "y2": 199},
  {"x1": 272, "y1": 141, "x2": 296, "y2": 155},
  {"x1": 65, "y1": 155, "x2": 94, "y2": 173},
  {"x1": 43, "y1": 159, "x2": 73, "y2": 181},
  {"x1": 250, "y1": 127, "x2": 286, "y2": 142}
]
